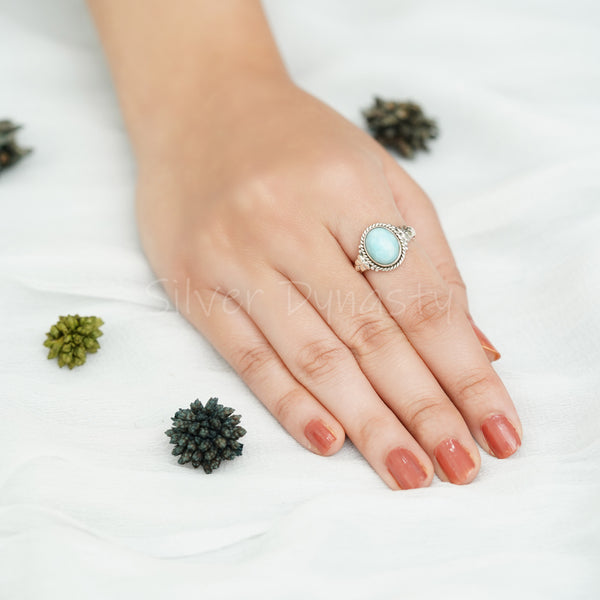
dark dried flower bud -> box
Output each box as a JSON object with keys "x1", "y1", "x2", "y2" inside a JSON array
[
  {"x1": 43, "y1": 315, "x2": 104, "y2": 369},
  {"x1": 0, "y1": 120, "x2": 32, "y2": 172},
  {"x1": 363, "y1": 97, "x2": 439, "y2": 158},
  {"x1": 165, "y1": 397, "x2": 247, "y2": 473}
]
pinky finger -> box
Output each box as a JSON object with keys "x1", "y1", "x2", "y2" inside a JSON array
[{"x1": 187, "y1": 288, "x2": 346, "y2": 456}]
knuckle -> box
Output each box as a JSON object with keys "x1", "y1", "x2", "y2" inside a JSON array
[
  {"x1": 405, "y1": 395, "x2": 445, "y2": 431},
  {"x1": 185, "y1": 214, "x2": 239, "y2": 272},
  {"x1": 232, "y1": 174, "x2": 279, "y2": 216},
  {"x1": 206, "y1": 171, "x2": 290, "y2": 243},
  {"x1": 454, "y1": 369, "x2": 498, "y2": 404},
  {"x1": 318, "y1": 156, "x2": 364, "y2": 188},
  {"x1": 272, "y1": 388, "x2": 305, "y2": 424},
  {"x1": 355, "y1": 414, "x2": 390, "y2": 451},
  {"x1": 448, "y1": 277, "x2": 467, "y2": 292},
  {"x1": 404, "y1": 288, "x2": 452, "y2": 331},
  {"x1": 436, "y1": 259, "x2": 467, "y2": 292},
  {"x1": 295, "y1": 339, "x2": 347, "y2": 383},
  {"x1": 234, "y1": 344, "x2": 275, "y2": 381},
  {"x1": 347, "y1": 313, "x2": 398, "y2": 359},
  {"x1": 160, "y1": 260, "x2": 220, "y2": 313},
  {"x1": 163, "y1": 247, "x2": 203, "y2": 288},
  {"x1": 314, "y1": 155, "x2": 384, "y2": 207}
]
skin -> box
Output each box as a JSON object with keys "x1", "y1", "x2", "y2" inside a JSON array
[{"x1": 87, "y1": 0, "x2": 522, "y2": 489}]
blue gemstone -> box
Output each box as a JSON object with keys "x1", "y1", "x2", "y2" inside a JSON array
[{"x1": 364, "y1": 227, "x2": 400, "y2": 267}]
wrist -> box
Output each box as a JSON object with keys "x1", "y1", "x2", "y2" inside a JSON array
[
  {"x1": 88, "y1": 0, "x2": 290, "y2": 162},
  {"x1": 132, "y1": 69, "x2": 295, "y2": 167}
]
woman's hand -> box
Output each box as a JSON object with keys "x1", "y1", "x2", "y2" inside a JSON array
[
  {"x1": 136, "y1": 75, "x2": 522, "y2": 489},
  {"x1": 88, "y1": 0, "x2": 521, "y2": 489}
]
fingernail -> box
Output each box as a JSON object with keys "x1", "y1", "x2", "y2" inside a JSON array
[
  {"x1": 385, "y1": 448, "x2": 428, "y2": 490},
  {"x1": 482, "y1": 415, "x2": 521, "y2": 458},
  {"x1": 305, "y1": 419, "x2": 337, "y2": 454},
  {"x1": 434, "y1": 438, "x2": 476, "y2": 484},
  {"x1": 467, "y1": 315, "x2": 501, "y2": 361}
]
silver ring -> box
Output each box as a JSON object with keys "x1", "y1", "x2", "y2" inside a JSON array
[{"x1": 354, "y1": 223, "x2": 415, "y2": 272}]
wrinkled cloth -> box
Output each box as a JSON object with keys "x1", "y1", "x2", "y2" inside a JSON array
[{"x1": 1, "y1": 1, "x2": 599, "y2": 598}]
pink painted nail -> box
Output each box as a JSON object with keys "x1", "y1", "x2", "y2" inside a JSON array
[
  {"x1": 467, "y1": 315, "x2": 501, "y2": 362},
  {"x1": 305, "y1": 419, "x2": 336, "y2": 454},
  {"x1": 434, "y1": 438, "x2": 476, "y2": 484},
  {"x1": 482, "y1": 415, "x2": 521, "y2": 458},
  {"x1": 385, "y1": 448, "x2": 428, "y2": 490}
]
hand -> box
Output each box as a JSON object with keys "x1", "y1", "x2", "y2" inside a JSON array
[{"x1": 135, "y1": 75, "x2": 522, "y2": 489}]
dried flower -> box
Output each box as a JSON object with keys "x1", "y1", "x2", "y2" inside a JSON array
[
  {"x1": 363, "y1": 97, "x2": 438, "y2": 158},
  {"x1": 165, "y1": 398, "x2": 246, "y2": 473},
  {"x1": 44, "y1": 315, "x2": 104, "y2": 369},
  {"x1": 0, "y1": 120, "x2": 32, "y2": 172}
]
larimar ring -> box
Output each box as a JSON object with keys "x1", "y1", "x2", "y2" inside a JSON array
[{"x1": 354, "y1": 223, "x2": 415, "y2": 272}]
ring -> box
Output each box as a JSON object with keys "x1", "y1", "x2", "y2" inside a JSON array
[{"x1": 354, "y1": 223, "x2": 416, "y2": 272}]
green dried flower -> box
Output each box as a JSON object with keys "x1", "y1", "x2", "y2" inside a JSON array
[
  {"x1": 0, "y1": 120, "x2": 32, "y2": 172},
  {"x1": 165, "y1": 398, "x2": 247, "y2": 473},
  {"x1": 363, "y1": 97, "x2": 439, "y2": 158},
  {"x1": 44, "y1": 315, "x2": 104, "y2": 369}
]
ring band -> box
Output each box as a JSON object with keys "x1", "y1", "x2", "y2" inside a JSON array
[{"x1": 354, "y1": 223, "x2": 415, "y2": 272}]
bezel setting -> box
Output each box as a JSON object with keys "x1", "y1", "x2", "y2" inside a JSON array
[{"x1": 354, "y1": 223, "x2": 415, "y2": 272}]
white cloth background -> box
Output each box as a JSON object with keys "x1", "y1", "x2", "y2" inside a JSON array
[{"x1": 1, "y1": 1, "x2": 599, "y2": 598}]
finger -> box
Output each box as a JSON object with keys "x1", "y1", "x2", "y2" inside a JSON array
[
  {"x1": 230, "y1": 266, "x2": 434, "y2": 490},
  {"x1": 379, "y1": 152, "x2": 500, "y2": 361},
  {"x1": 276, "y1": 234, "x2": 481, "y2": 485},
  {"x1": 380, "y1": 152, "x2": 469, "y2": 308},
  {"x1": 330, "y1": 202, "x2": 522, "y2": 461},
  {"x1": 180, "y1": 285, "x2": 345, "y2": 456}
]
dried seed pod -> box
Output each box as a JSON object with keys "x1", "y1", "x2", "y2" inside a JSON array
[
  {"x1": 43, "y1": 315, "x2": 104, "y2": 369},
  {"x1": 165, "y1": 398, "x2": 247, "y2": 473},
  {"x1": 363, "y1": 97, "x2": 438, "y2": 158},
  {"x1": 0, "y1": 120, "x2": 32, "y2": 172}
]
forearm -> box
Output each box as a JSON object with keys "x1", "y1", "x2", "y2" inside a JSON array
[{"x1": 87, "y1": 0, "x2": 289, "y2": 159}]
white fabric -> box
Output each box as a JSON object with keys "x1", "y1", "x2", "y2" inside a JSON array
[{"x1": 1, "y1": 1, "x2": 599, "y2": 598}]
